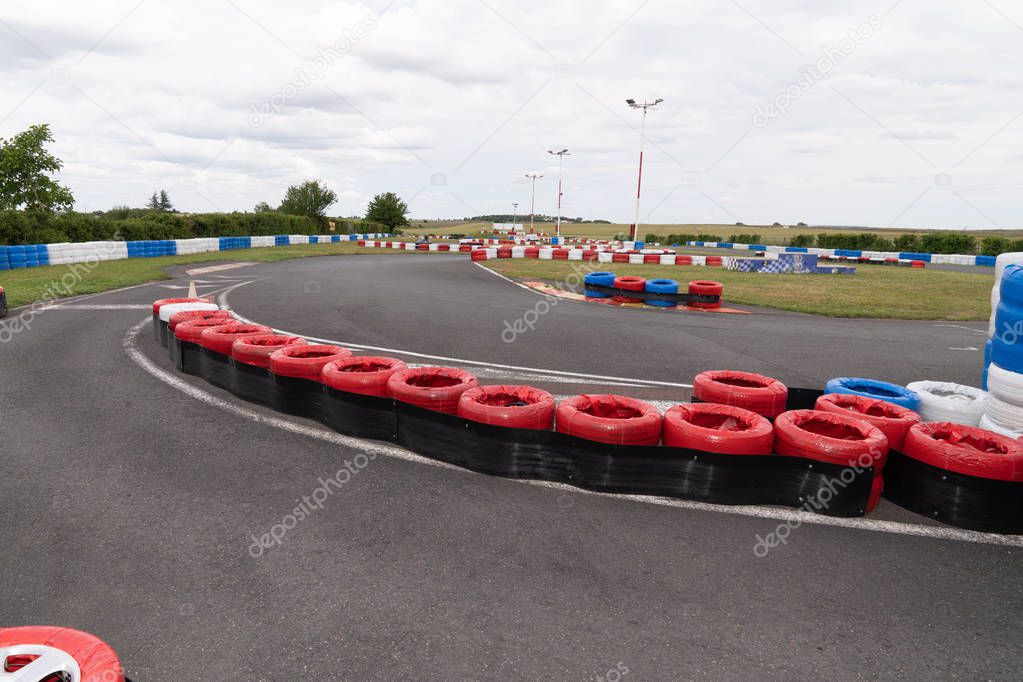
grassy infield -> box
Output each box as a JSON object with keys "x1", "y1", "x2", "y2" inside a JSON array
[{"x1": 0, "y1": 237, "x2": 992, "y2": 320}]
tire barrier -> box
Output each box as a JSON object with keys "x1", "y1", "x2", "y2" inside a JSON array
[
  {"x1": 688, "y1": 280, "x2": 723, "y2": 309},
  {"x1": 823, "y1": 377, "x2": 921, "y2": 410},
  {"x1": 684, "y1": 239, "x2": 996, "y2": 268},
  {"x1": 173, "y1": 318, "x2": 238, "y2": 373},
  {"x1": 579, "y1": 278, "x2": 722, "y2": 307},
  {"x1": 0, "y1": 286, "x2": 7, "y2": 319},
  {"x1": 156, "y1": 301, "x2": 220, "y2": 347},
  {"x1": 156, "y1": 298, "x2": 1023, "y2": 530},
  {"x1": 583, "y1": 271, "x2": 616, "y2": 298},
  {"x1": 0, "y1": 625, "x2": 124, "y2": 681},
  {"x1": 980, "y1": 395, "x2": 1023, "y2": 437},
  {"x1": 644, "y1": 278, "x2": 679, "y2": 308},
  {"x1": 884, "y1": 422, "x2": 1023, "y2": 532},
  {"x1": 322, "y1": 356, "x2": 408, "y2": 397},
  {"x1": 692, "y1": 370, "x2": 788, "y2": 418},
  {"x1": 457, "y1": 385, "x2": 557, "y2": 430},
  {"x1": 151, "y1": 296, "x2": 208, "y2": 341},
  {"x1": 555, "y1": 394, "x2": 662, "y2": 446},
  {"x1": 387, "y1": 366, "x2": 479, "y2": 414},
  {"x1": 814, "y1": 393, "x2": 920, "y2": 451},
  {"x1": 269, "y1": 344, "x2": 352, "y2": 419},
  {"x1": 198, "y1": 323, "x2": 273, "y2": 389},
  {"x1": 774, "y1": 409, "x2": 889, "y2": 512},
  {"x1": 904, "y1": 381, "x2": 986, "y2": 426},
  {"x1": 662, "y1": 403, "x2": 773, "y2": 454},
  {"x1": 992, "y1": 264, "x2": 1023, "y2": 373},
  {"x1": 168, "y1": 310, "x2": 233, "y2": 365},
  {"x1": 231, "y1": 335, "x2": 308, "y2": 405},
  {"x1": 612, "y1": 276, "x2": 645, "y2": 303}
]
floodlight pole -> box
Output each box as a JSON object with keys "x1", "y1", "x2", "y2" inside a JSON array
[
  {"x1": 548, "y1": 149, "x2": 569, "y2": 238},
  {"x1": 512, "y1": 202, "x2": 518, "y2": 232},
  {"x1": 627, "y1": 98, "x2": 662, "y2": 242},
  {"x1": 525, "y1": 174, "x2": 543, "y2": 233}
]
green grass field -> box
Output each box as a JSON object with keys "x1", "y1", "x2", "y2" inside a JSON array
[
  {"x1": 403, "y1": 221, "x2": 1023, "y2": 244},
  {"x1": 480, "y1": 258, "x2": 993, "y2": 320}
]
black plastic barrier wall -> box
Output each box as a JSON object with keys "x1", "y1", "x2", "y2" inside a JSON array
[{"x1": 168, "y1": 334, "x2": 1023, "y2": 532}]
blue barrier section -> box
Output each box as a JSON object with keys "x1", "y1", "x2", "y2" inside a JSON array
[
  {"x1": 0, "y1": 246, "x2": 9, "y2": 270},
  {"x1": 348, "y1": 235, "x2": 358, "y2": 241},
  {"x1": 331, "y1": 235, "x2": 341, "y2": 242},
  {"x1": 634, "y1": 241, "x2": 645, "y2": 249},
  {"x1": 899, "y1": 252, "x2": 932, "y2": 262},
  {"x1": 835, "y1": 249, "x2": 862, "y2": 258},
  {"x1": 785, "y1": 247, "x2": 808, "y2": 253},
  {"x1": 8, "y1": 245, "x2": 27, "y2": 268},
  {"x1": 976, "y1": 255, "x2": 996, "y2": 267},
  {"x1": 25, "y1": 245, "x2": 39, "y2": 267},
  {"x1": 749, "y1": 244, "x2": 767, "y2": 251},
  {"x1": 35, "y1": 243, "x2": 49, "y2": 265},
  {"x1": 717, "y1": 242, "x2": 733, "y2": 249},
  {"x1": 275, "y1": 235, "x2": 288, "y2": 246},
  {"x1": 693, "y1": 241, "x2": 704, "y2": 247}
]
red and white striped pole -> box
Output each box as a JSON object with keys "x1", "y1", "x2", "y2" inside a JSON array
[{"x1": 627, "y1": 99, "x2": 661, "y2": 242}]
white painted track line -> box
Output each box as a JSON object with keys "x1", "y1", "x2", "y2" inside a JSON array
[{"x1": 125, "y1": 316, "x2": 1023, "y2": 549}]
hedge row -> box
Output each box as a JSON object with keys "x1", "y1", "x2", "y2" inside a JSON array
[{"x1": 0, "y1": 210, "x2": 386, "y2": 245}]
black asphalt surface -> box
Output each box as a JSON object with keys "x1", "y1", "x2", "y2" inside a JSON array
[{"x1": 2, "y1": 253, "x2": 1018, "y2": 681}]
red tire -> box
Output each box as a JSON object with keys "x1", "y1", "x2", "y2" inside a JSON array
[
  {"x1": 168, "y1": 308, "x2": 232, "y2": 332},
  {"x1": 457, "y1": 385, "x2": 556, "y2": 430},
  {"x1": 321, "y1": 355, "x2": 409, "y2": 397},
  {"x1": 556, "y1": 394, "x2": 662, "y2": 445},
  {"x1": 706, "y1": 255, "x2": 722, "y2": 266},
  {"x1": 688, "y1": 280, "x2": 722, "y2": 308},
  {"x1": 438, "y1": 244, "x2": 450, "y2": 251},
  {"x1": 387, "y1": 366, "x2": 479, "y2": 414},
  {"x1": 774, "y1": 410, "x2": 888, "y2": 467},
  {"x1": 152, "y1": 296, "x2": 207, "y2": 314},
  {"x1": 662, "y1": 403, "x2": 773, "y2": 454},
  {"x1": 175, "y1": 317, "x2": 240, "y2": 343},
  {"x1": 0, "y1": 626, "x2": 124, "y2": 681},
  {"x1": 902, "y1": 422, "x2": 1023, "y2": 481},
  {"x1": 693, "y1": 370, "x2": 788, "y2": 418},
  {"x1": 613, "y1": 276, "x2": 645, "y2": 303},
  {"x1": 198, "y1": 323, "x2": 272, "y2": 355},
  {"x1": 552, "y1": 248, "x2": 570, "y2": 260},
  {"x1": 675, "y1": 255, "x2": 692, "y2": 265},
  {"x1": 497, "y1": 247, "x2": 513, "y2": 258},
  {"x1": 270, "y1": 344, "x2": 352, "y2": 380},
  {"x1": 416, "y1": 243, "x2": 429, "y2": 251},
  {"x1": 612, "y1": 252, "x2": 630, "y2": 263},
  {"x1": 459, "y1": 244, "x2": 472, "y2": 252},
  {"x1": 815, "y1": 393, "x2": 920, "y2": 451},
  {"x1": 524, "y1": 247, "x2": 540, "y2": 258},
  {"x1": 643, "y1": 253, "x2": 660, "y2": 264},
  {"x1": 231, "y1": 334, "x2": 307, "y2": 369},
  {"x1": 470, "y1": 249, "x2": 488, "y2": 261},
  {"x1": 582, "y1": 250, "x2": 598, "y2": 261}
]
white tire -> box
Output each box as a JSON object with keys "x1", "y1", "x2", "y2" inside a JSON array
[
  {"x1": 983, "y1": 394, "x2": 1023, "y2": 431},
  {"x1": 980, "y1": 412, "x2": 1023, "y2": 439},
  {"x1": 905, "y1": 381, "x2": 986, "y2": 426},
  {"x1": 985, "y1": 363, "x2": 1023, "y2": 407}
]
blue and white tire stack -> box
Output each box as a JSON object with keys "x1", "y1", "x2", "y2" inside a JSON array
[
  {"x1": 824, "y1": 377, "x2": 988, "y2": 428},
  {"x1": 984, "y1": 262, "x2": 1023, "y2": 436}
]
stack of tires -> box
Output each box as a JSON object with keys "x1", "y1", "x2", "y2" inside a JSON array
[
  {"x1": 985, "y1": 264, "x2": 1023, "y2": 436},
  {"x1": 985, "y1": 254, "x2": 1023, "y2": 387}
]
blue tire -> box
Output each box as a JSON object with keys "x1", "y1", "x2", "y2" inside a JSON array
[
  {"x1": 645, "y1": 278, "x2": 678, "y2": 307},
  {"x1": 824, "y1": 377, "x2": 921, "y2": 410},
  {"x1": 584, "y1": 271, "x2": 616, "y2": 298},
  {"x1": 992, "y1": 295, "x2": 1023, "y2": 373},
  {"x1": 1001, "y1": 264, "x2": 1023, "y2": 307}
]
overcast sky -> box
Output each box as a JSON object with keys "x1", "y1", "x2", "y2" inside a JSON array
[{"x1": 1, "y1": 0, "x2": 1021, "y2": 228}]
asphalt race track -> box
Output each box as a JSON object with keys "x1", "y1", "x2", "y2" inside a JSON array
[{"x1": 2, "y1": 253, "x2": 1019, "y2": 680}]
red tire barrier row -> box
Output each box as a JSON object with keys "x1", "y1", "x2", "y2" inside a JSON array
[
  {"x1": 814, "y1": 393, "x2": 920, "y2": 451},
  {"x1": 457, "y1": 384, "x2": 556, "y2": 430},
  {"x1": 901, "y1": 422, "x2": 1023, "y2": 482},
  {"x1": 198, "y1": 323, "x2": 273, "y2": 355},
  {"x1": 175, "y1": 317, "x2": 237, "y2": 343},
  {"x1": 168, "y1": 308, "x2": 232, "y2": 332},
  {"x1": 269, "y1": 344, "x2": 352, "y2": 380},
  {"x1": 612, "y1": 276, "x2": 645, "y2": 303},
  {"x1": 387, "y1": 366, "x2": 479, "y2": 414},
  {"x1": 662, "y1": 403, "x2": 773, "y2": 454},
  {"x1": 675, "y1": 255, "x2": 692, "y2": 265},
  {"x1": 774, "y1": 409, "x2": 888, "y2": 511},
  {"x1": 553, "y1": 248, "x2": 570, "y2": 260},
  {"x1": 0, "y1": 626, "x2": 124, "y2": 681},
  {"x1": 693, "y1": 370, "x2": 788, "y2": 418},
  {"x1": 556, "y1": 394, "x2": 662, "y2": 445},
  {"x1": 151, "y1": 296, "x2": 207, "y2": 314},
  {"x1": 612, "y1": 252, "x2": 630, "y2": 263},
  {"x1": 321, "y1": 355, "x2": 409, "y2": 397},
  {"x1": 231, "y1": 334, "x2": 307, "y2": 369},
  {"x1": 688, "y1": 280, "x2": 723, "y2": 309}
]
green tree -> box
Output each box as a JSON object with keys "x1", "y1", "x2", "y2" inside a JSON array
[
  {"x1": 364, "y1": 192, "x2": 409, "y2": 228},
  {"x1": 146, "y1": 192, "x2": 160, "y2": 210},
  {"x1": 0, "y1": 124, "x2": 74, "y2": 212},
  {"x1": 254, "y1": 201, "x2": 274, "y2": 213},
  {"x1": 279, "y1": 180, "x2": 337, "y2": 221},
  {"x1": 158, "y1": 189, "x2": 173, "y2": 212}
]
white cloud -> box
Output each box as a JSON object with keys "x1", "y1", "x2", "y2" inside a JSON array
[{"x1": 0, "y1": 0, "x2": 1021, "y2": 227}]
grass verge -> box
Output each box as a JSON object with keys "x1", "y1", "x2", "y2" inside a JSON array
[
  {"x1": 0, "y1": 242, "x2": 420, "y2": 308},
  {"x1": 480, "y1": 258, "x2": 992, "y2": 320}
]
